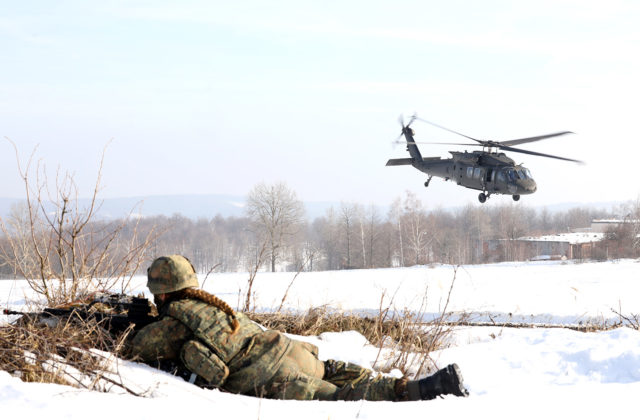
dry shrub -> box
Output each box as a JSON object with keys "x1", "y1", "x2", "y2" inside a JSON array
[
  {"x1": 611, "y1": 307, "x2": 640, "y2": 330},
  {"x1": 248, "y1": 309, "x2": 392, "y2": 342},
  {"x1": 247, "y1": 308, "x2": 463, "y2": 379},
  {"x1": 248, "y1": 268, "x2": 465, "y2": 379},
  {"x1": 379, "y1": 270, "x2": 469, "y2": 378},
  {"x1": 0, "y1": 141, "x2": 158, "y2": 306},
  {"x1": 619, "y1": 314, "x2": 640, "y2": 330},
  {"x1": 0, "y1": 313, "x2": 138, "y2": 393},
  {"x1": 249, "y1": 308, "x2": 460, "y2": 349}
]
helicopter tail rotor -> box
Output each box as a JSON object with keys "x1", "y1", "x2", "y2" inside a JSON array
[{"x1": 395, "y1": 114, "x2": 418, "y2": 142}]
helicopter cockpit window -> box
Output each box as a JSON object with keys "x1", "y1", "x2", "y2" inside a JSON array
[
  {"x1": 523, "y1": 168, "x2": 533, "y2": 179},
  {"x1": 473, "y1": 168, "x2": 483, "y2": 179},
  {"x1": 507, "y1": 170, "x2": 517, "y2": 182},
  {"x1": 516, "y1": 169, "x2": 525, "y2": 179},
  {"x1": 497, "y1": 171, "x2": 506, "y2": 183}
]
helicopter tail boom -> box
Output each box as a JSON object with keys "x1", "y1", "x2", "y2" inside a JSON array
[{"x1": 402, "y1": 126, "x2": 424, "y2": 162}]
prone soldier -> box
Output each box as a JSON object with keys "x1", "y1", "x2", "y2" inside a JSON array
[{"x1": 129, "y1": 255, "x2": 469, "y2": 401}]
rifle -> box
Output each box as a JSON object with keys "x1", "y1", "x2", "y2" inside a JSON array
[{"x1": 2, "y1": 292, "x2": 158, "y2": 334}]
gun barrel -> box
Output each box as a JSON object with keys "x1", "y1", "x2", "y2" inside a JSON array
[
  {"x1": 2, "y1": 308, "x2": 64, "y2": 317},
  {"x1": 3, "y1": 309, "x2": 26, "y2": 315},
  {"x1": 3, "y1": 294, "x2": 158, "y2": 332}
]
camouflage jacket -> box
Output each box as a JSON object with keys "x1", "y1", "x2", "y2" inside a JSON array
[{"x1": 130, "y1": 298, "x2": 324, "y2": 395}]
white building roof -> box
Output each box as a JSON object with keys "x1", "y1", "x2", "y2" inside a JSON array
[{"x1": 518, "y1": 232, "x2": 605, "y2": 244}]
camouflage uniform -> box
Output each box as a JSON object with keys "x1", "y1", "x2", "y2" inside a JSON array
[
  {"x1": 130, "y1": 298, "x2": 402, "y2": 401},
  {"x1": 132, "y1": 255, "x2": 468, "y2": 401}
]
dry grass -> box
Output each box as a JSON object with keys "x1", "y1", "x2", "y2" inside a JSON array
[
  {"x1": 2, "y1": 305, "x2": 456, "y2": 390},
  {"x1": 245, "y1": 268, "x2": 466, "y2": 379},
  {"x1": 612, "y1": 308, "x2": 640, "y2": 330},
  {"x1": 247, "y1": 307, "x2": 463, "y2": 379},
  {"x1": 246, "y1": 309, "x2": 447, "y2": 349},
  {"x1": 0, "y1": 312, "x2": 138, "y2": 393}
]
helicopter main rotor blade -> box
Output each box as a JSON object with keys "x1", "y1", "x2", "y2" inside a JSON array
[
  {"x1": 498, "y1": 144, "x2": 584, "y2": 164},
  {"x1": 415, "y1": 117, "x2": 483, "y2": 144},
  {"x1": 394, "y1": 141, "x2": 478, "y2": 146},
  {"x1": 500, "y1": 131, "x2": 574, "y2": 146}
]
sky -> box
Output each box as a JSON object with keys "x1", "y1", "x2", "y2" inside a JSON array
[{"x1": 1, "y1": 1, "x2": 639, "y2": 211}]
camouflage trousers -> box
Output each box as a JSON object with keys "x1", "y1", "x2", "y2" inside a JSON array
[{"x1": 258, "y1": 359, "x2": 402, "y2": 401}]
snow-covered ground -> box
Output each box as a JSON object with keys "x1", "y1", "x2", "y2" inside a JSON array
[{"x1": 2, "y1": 259, "x2": 640, "y2": 419}]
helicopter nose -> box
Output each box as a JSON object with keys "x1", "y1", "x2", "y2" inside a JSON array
[
  {"x1": 518, "y1": 180, "x2": 537, "y2": 194},
  {"x1": 528, "y1": 181, "x2": 537, "y2": 193}
]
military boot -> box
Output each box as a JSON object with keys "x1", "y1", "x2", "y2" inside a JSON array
[{"x1": 407, "y1": 364, "x2": 469, "y2": 400}]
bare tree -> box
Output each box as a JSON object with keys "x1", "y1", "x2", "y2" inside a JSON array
[
  {"x1": 246, "y1": 182, "x2": 305, "y2": 272},
  {"x1": 312, "y1": 208, "x2": 339, "y2": 270},
  {"x1": 364, "y1": 204, "x2": 381, "y2": 268},
  {"x1": 492, "y1": 203, "x2": 533, "y2": 261},
  {"x1": 243, "y1": 239, "x2": 267, "y2": 311},
  {"x1": 401, "y1": 192, "x2": 430, "y2": 265},
  {"x1": 388, "y1": 197, "x2": 404, "y2": 267},
  {"x1": 0, "y1": 141, "x2": 157, "y2": 304},
  {"x1": 631, "y1": 198, "x2": 640, "y2": 255},
  {"x1": 603, "y1": 197, "x2": 640, "y2": 259},
  {"x1": 357, "y1": 205, "x2": 367, "y2": 268},
  {"x1": 454, "y1": 204, "x2": 491, "y2": 264},
  {"x1": 339, "y1": 202, "x2": 357, "y2": 269},
  {"x1": 536, "y1": 207, "x2": 554, "y2": 233}
]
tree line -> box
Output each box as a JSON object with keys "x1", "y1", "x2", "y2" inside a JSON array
[
  {"x1": 140, "y1": 188, "x2": 637, "y2": 274},
  {"x1": 1, "y1": 181, "x2": 638, "y2": 279}
]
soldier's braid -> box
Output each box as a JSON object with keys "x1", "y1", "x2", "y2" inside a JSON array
[{"x1": 174, "y1": 288, "x2": 240, "y2": 334}]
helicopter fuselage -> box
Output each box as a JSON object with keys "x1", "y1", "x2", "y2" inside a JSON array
[{"x1": 415, "y1": 150, "x2": 537, "y2": 198}]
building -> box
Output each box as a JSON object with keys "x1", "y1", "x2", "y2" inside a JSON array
[
  {"x1": 484, "y1": 232, "x2": 605, "y2": 262},
  {"x1": 516, "y1": 232, "x2": 605, "y2": 260},
  {"x1": 586, "y1": 219, "x2": 640, "y2": 233}
]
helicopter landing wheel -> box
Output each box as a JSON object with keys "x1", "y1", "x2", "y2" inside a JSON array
[
  {"x1": 424, "y1": 176, "x2": 432, "y2": 188},
  {"x1": 478, "y1": 193, "x2": 487, "y2": 203},
  {"x1": 512, "y1": 194, "x2": 520, "y2": 202}
]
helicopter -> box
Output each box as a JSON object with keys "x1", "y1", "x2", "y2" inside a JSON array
[{"x1": 386, "y1": 116, "x2": 582, "y2": 203}]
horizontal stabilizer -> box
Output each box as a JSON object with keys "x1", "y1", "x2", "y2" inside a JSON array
[{"x1": 386, "y1": 158, "x2": 414, "y2": 166}]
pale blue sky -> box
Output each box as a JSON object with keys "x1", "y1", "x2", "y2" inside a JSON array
[{"x1": 1, "y1": 1, "x2": 639, "y2": 209}]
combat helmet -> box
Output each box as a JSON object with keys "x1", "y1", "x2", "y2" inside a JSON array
[{"x1": 147, "y1": 255, "x2": 199, "y2": 295}]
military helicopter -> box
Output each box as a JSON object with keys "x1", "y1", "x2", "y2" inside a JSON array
[{"x1": 386, "y1": 116, "x2": 582, "y2": 203}]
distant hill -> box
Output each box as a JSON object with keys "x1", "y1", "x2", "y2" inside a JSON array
[
  {"x1": 0, "y1": 194, "x2": 344, "y2": 220},
  {"x1": 0, "y1": 195, "x2": 626, "y2": 221},
  {"x1": 536, "y1": 201, "x2": 626, "y2": 213},
  {"x1": 95, "y1": 194, "x2": 249, "y2": 219}
]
